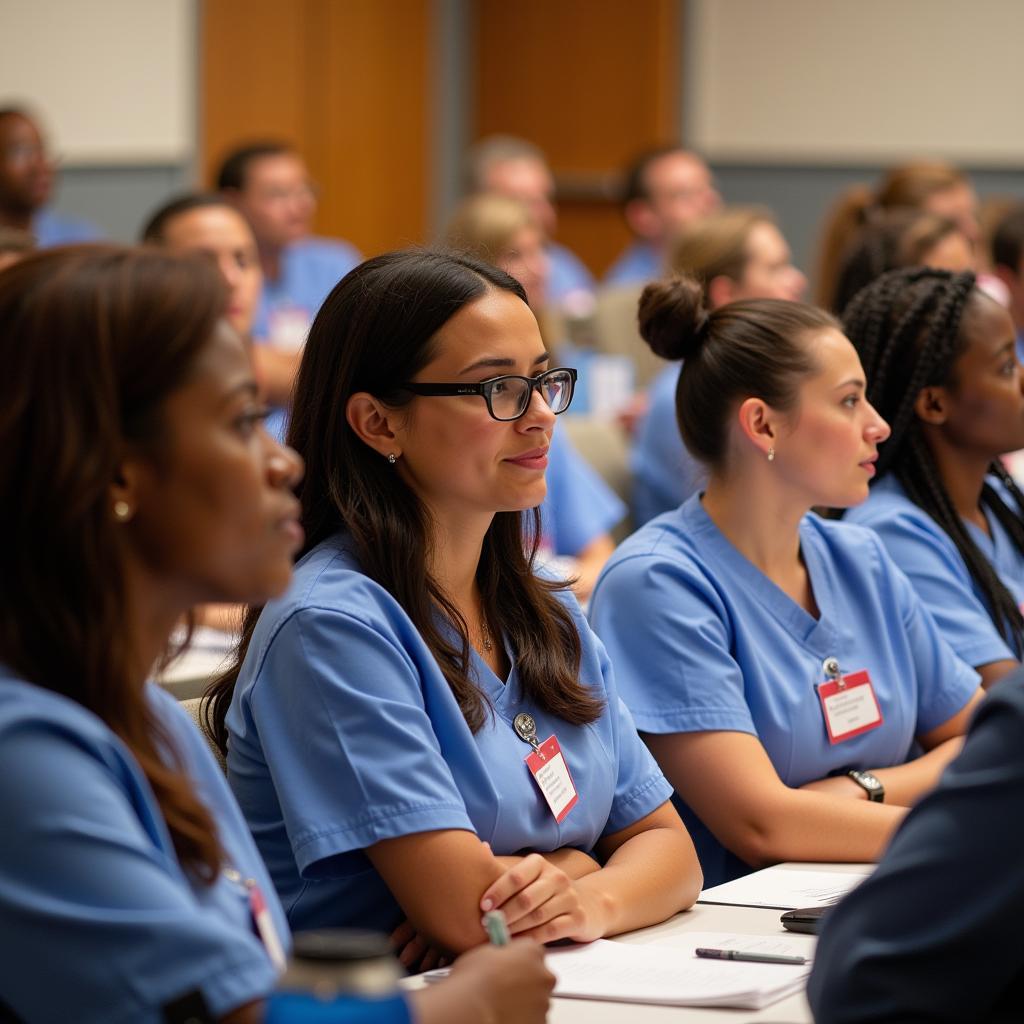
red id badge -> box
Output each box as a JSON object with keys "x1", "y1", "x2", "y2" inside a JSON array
[
  {"x1": 816, "y1": 669, "x2": 883, "y2": 744},
  {"x1": 525, "y1": 735, "x2": 579, "y2": 823}
]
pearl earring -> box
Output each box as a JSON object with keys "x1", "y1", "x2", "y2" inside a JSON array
[
  {"x1": 767, "y1": 447, "x2": 775, "y2": 463},
  {"x1": 387, "y1": 453, "x2": 398, "y2": 465},
  {"x1": 113, "y1": 500, "x2": 133, "y2": 521}
]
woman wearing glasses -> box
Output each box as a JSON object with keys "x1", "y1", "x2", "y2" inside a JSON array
[
  {"x1": 0, "y1": 246, "x2": 554, "y2": 1023},
  {"x1": 207, "y1": 249, "x2": 700, "y2": 964}
]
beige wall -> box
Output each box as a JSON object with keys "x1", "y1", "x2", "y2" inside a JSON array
[
  {"x1": 688, "y1": 0, "x2": 1024, "y2": 165},
  {"x1": 0, "y1": 0, "x2": 194, "y2": 164}
]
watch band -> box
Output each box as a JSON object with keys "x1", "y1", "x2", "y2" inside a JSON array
[{"x1": 847, "y1": 769, "x2": 884, "y2": 803}]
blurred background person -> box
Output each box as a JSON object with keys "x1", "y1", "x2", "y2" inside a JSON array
[
  {"x1": 444, "y1": 192, "x2": 625, "y2": 599},
  {"x1": 829, "y1": 208, "x2": 974, "y2": 316},
  {"x1": 631, "y1": 207, "x2": 807, "y2": 525},
  {"x1": 604, "y1": 145, "x2": 721, "y2": 288},
  {"x1": 0, "y1": 106, "x2": 102, "y2": 246},
  {"x1": 217, "y1": 141, "x2": 361, "y2": 436},
  {"x1": 989, "y1": 204, "x2": 1024, "y2": 364},
  {"x1": 466, "y1": 134, "x2": 594, "y2": 309},
  {"x1": 816, "y1": 160, "x2": 980, "y2": 310},
  {"x1": 0, "y1": 226, "x2": 34, "y2": 272}
]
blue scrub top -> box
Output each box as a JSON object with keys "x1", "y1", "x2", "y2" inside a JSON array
[
  {"x1": 589, "y1": 495, "x2": 980, "y2": 887},
  {"x1": 630, "y1": 364, "x2": 706, "y2": 525},
  {"x1": 603, "y1": 241, "x2": 662, "y2": 287},
  {"x1": 546, "y1": 241, "x2": 595, "y2": 305},
  {"x1": 32, "y1": 207, "x2": 104, "y2": 247},
  {"x1": 226, "y1": 534, "x2": 672, "y2": 933},
  {"x1": 846, "y1": 473, "x2": 1024, "y2": 668},
  {"x1": 0, "y1": 672, "x2": 287, "y2": 1024},
  {"x1": 253, "y1": 235, "x2": 361, "y2": 342},
  {"x1": 540, "y1": 427, "x2": 626, "y2": 555}
]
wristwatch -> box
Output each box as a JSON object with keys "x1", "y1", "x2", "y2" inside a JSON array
[{"x1": 847, "y1": 769, "x2": 885, "y2": 803}]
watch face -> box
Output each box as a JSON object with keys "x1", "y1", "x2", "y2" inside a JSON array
[{"x1": 862, "y1": 775, "x2": 882, "y2": 792}]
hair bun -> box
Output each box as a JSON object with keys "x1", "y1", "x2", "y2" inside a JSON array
[{"x1": 637, "y1": 275, "x2": 710, "y2": 361}]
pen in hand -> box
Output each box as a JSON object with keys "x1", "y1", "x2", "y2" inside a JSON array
[
  {"x1": 695, "y1": 947, "x2": 807, "y2": 965},
  {"x1": 482, "y1": 909, "x2": 511, "y2": 946}
]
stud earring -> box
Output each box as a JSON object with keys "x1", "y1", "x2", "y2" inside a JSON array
[
  {"x1": 387, "y1": 453, "x2": 398, "y2": 465},
  {"x1": 113, "y1": 500, "x2": 133, "y2": 521},
  {"x1": 767, "y1": 447, "x2": 776, "y2": 463}
]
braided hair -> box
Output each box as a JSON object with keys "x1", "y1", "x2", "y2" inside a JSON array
[{"x1": 843, "y1": 266, "x2": 1024, "y2": 656}]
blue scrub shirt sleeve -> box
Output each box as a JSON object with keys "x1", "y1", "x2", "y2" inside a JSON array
[
  {"x1": 867, "y1": 504, "x2": 1016, "y2": 669},
  {"x1": 0, "y1": 720, "x2": 276, "y2": 1024},
  {"x1": 876, "y1": 539, "x2": 982, "y2": 735},
  {"x1": 249, "y1": 605, "x2": 475, "y2": 877},
  {"x1": 589, "y1": 553, "x2": 756, "y2": 736}
]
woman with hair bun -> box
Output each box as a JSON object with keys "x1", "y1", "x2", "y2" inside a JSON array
[
  {"x1": 589, "y1": 276, "x2": 983, "y2": 887},
  {"x1": 631, "y1": 206, "x2": 807, "y2": 525}
]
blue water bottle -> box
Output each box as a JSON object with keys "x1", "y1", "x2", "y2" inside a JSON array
[{"x1": 265, "y1": 929, "x2": 412, "y2": 1024}]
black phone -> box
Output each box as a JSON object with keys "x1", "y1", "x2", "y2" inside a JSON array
[{"x1": 780, "y1": 905, "x2": 831, "y2": 934}]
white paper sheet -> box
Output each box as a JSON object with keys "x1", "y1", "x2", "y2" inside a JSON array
[
  {"x1": 546, "y1": 931, "x2": 813, "y2": 1009},
  {"x1": 697, "y1": 866, "x2": 870, "y2": 909}
]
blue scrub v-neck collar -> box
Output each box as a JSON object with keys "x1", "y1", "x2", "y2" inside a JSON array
[{"x1": 682, "y1": 496, "x2": 837, "y2": 646}]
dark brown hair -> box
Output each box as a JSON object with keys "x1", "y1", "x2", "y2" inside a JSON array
[
  {"x1": 816, "y1": 161, "x2": 971, "y2": 309},
  {"x1": 207, "y1": 248, "x2": 602, "y2": 750},
  {"x1": 0, "y1": 245, "x2": 227, "y2": 881},
  {"x1": 843, "y1": 266, "x2": 1024, "y2": 654},
  {"x1": 831, "y1": 209, "x2": 964, "y2": 316},
  {"x1": 638, "y1": 276, "x2": 838, "y2": 468}
]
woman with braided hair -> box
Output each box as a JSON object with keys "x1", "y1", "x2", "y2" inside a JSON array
[
  {"x1": 589, "y1": 275, "x2": 983, "y2": 887},
  {"x1": 844, "y1": 267, "x2": 1024, "y2": 688}
]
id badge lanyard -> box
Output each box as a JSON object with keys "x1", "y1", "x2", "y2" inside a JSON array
[
  {"x1": 513, "y1": 712, "x2": 579, "y2": 824},
  {"x1": 815, "y1": 657, "x2": 883, "y2": 745}
]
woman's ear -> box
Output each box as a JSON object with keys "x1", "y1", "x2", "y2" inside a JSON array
[
  {"x1": 107, "y1": 459, "x2": 143, "y2": 524},
  {"x1": 346, "y1": 392, "x2": 402, "y2": 459},
  {"x1": 735, "y1": 396, "x2": 778, "y2": 459},
  {"x1": 913, "y1": 385, "x2": 949, "y2": 426}
]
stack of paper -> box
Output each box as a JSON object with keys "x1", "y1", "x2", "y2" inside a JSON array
[
  {"x1": 697, "y1": 866, "x2": 870, "y2": 909},
  {"x1": 546, "y1": 931, "x2": 813, "y2": 1010}
]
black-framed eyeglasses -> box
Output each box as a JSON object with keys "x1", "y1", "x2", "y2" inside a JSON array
[{"x1": 401, "y1": 367, "x2": 577, "y2": 421}]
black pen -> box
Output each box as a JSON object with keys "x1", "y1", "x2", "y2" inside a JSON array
[{"x1": 696, "y1": 947, "x2": 807, "y2": 965}]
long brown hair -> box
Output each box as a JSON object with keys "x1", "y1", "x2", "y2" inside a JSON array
[
  {"x1": 207, "y1": 249, "x2": 603, "y2": 750},
  {"x1": 816, "y1": 161, "x2": 970, "y2": 309},
  {"x1": 0, "y1": 245, "x2": 225, "y2": 881}
]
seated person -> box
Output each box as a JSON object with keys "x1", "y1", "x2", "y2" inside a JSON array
[
  {"x1": 830, "y1": 208, "x2": 973, "y2": 316},
  {"x1": 816, "y1": 160, "x2": 979, "y2": 309},
  {"x1": 0, "y1": 224, "x2": 33, "y2": 271},
  {"x1": 444, "y1": 192, "x2": 625, "y2": 596},
  {"x1": 632, "y1": 207, "x2": 807, "y2": 525},
  {"x1": 990, "y1": 204, "x2": 1024, "y2": 363},
  {"x1": 218, "y1": 141, "x2": 362, "y2": 436},
  {"x1": 589, "y1": 275, "x2": 983, "y2": 888},
  {"x1": 0, "y1": 245, "x2": 552, "y2": 1024},
  {"x1": 208, "y1": 249, "x2": 702, "y2": 957},
  {"x1": 0, "y1": 106, "x2": 102, "y2": 246},
  {"x1": 844, "y1": 267, "x2": 1024, "y2": 689},
  {"x1": 604, "y1": 146, "x2": 720, "y2": 287},
  {"x1": 465, "y1": 134, "x2": 594, "y2": 307},
  {"x1": 808, "y1": 665, "x2": 1024, "y2": 1024}
]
